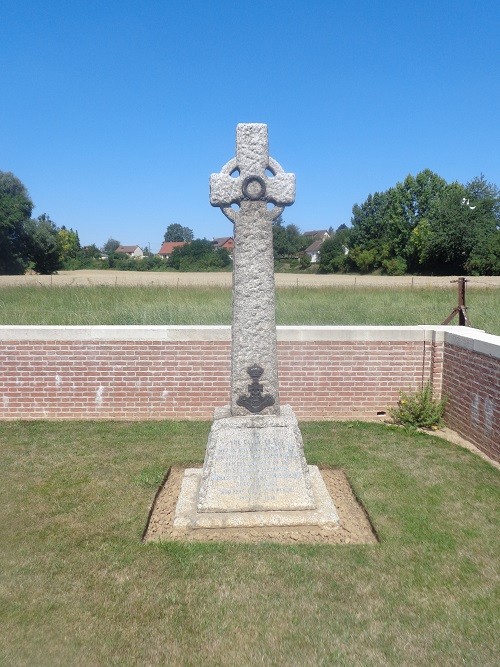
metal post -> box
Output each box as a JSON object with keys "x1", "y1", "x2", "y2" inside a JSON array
[
  {"x1": 442, "y1": 277, "x2": 470, "y2": 326},
  {"x1": 458, "y1": 277, "x2": 467, "y2": 326}
]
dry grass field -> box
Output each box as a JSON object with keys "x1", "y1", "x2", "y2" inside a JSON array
[{"x1": 1, "y1": 269, "x2": 499, "y2": 288}]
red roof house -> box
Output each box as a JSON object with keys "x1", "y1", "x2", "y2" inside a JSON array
[
  {"x1": 213, "y1": 237, "x2": 235, "y2": 252},
  {"x1": 157, "y1": 241, "x2": 187, "y2": 259}
]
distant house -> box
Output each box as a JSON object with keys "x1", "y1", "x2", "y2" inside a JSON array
[
  {"x1": 302, "y1": 230, "x2": 330, "y2": 241},
  {"x1": 304, "y1": 238, "x2": 325, "y2": 264},
  {"x1": 213, "y1": 237, "x2": 235, "y2": 252},
  {"x1": 302, "y1": 230, "x2": 331, "y2": 264},
  {"x1": 157, "y1": 241, "x2": 188, "y2": 260},
  {"x1": 115, "y1": 245, "x2": 144, "y2": 258}
]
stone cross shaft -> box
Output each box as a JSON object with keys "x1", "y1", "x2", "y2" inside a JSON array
[{"x1": 210, "y1": 124, "x2": 295, "y2": 416}]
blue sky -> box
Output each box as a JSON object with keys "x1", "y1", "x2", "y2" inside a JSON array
[{"x1": 1, "y1": 0, "x2": 498, "y2": 251}]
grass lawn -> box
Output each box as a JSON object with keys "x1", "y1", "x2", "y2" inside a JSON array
[
  {"x1": 0, "y1": 285, "x2": 499, "y2": 334},
  {"x1": 1, "y1": 420, "x2": 498, "y2": 666}
]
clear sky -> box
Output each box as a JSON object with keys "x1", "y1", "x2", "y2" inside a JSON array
[{"x1": 1, "y1": 0, "x2": 499, "y2": 251}]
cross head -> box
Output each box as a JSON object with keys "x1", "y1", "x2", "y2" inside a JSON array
[{"x1": 210, "y1": 124, "x2": 295, "y2": 223}]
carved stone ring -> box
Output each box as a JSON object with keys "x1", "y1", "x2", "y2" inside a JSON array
[
  {"x1": 242, "y1": 176, "x2": 266, "y2": 201},
  {"x1": 212, "y1": 156, "x2": 291, "y2": 223}
]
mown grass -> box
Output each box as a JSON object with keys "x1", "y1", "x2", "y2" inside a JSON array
[
  {"x1": 1, "y1": 420, "x2": 498, "y2": 666},
  {"x1": 0, "y1": 285, "x2": 499, "y2": 333}
]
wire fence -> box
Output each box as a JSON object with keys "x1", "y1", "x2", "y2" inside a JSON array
[{"x1": 1, "y1": 271, "x2": 499, "y2": 289}]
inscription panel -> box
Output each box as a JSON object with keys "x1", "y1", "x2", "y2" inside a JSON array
[{"x1": 197, "y1": 405, "x2": 315, "y2": 512}]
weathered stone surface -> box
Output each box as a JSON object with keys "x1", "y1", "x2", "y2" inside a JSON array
[
  {"x1": 210, "y1": 123, "x2": 295, "y2": 416},
  {"x1": 230, "y1": 204, "x2": 279, "y2": 416},
  {"x1": 197, "y1": 404, "x2": 315, "y2": 512},
  {"x1": 174, "y1": 465, "x2": 340, "y2": 529}
]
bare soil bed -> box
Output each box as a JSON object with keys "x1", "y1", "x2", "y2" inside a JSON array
[
  {"x1": 144, "y1": 466, "x2": 378, "y2": 545},
  {"x1": 1, "y1": 269, "x2": 499, "y2": 288}
]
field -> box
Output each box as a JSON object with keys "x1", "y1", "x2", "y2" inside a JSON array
[
  {"x1": 1, "y1": 420, "x2": 498, "y2": 665},
  {"x1": 1, "y1": 272, "x2": 499, "y2": 334},
  {"x1": 2, "y1": 269, "x2": 500, "y2": 288}
]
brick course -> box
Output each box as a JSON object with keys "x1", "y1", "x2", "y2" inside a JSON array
[{"x1": 0, "y1": 340, "x2": 231, "y2": 420}]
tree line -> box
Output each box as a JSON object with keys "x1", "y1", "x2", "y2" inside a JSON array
[
  {"x1": 318, "y1": 170, "x2": 499, "y2": 275},
  {"x1": 1, "y1": 169, "x2": 498, "y2": 275},
  {"x1": 0, "y1": 172, "x2": 311, "y2": 274},
  {"x1": 0, "y1": 174, "x2": 229, "y2": 274},
  {"x1": 0, "y1": 172, "x2": 83, "y2": 274}
]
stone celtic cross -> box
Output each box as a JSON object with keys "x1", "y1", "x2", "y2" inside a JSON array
[
  {"x1": 174, "y1": 123, "x2": 338, "y2": 524},
  {"x1": 210, "y1": 124, "x2": 296, "y2": 416}
]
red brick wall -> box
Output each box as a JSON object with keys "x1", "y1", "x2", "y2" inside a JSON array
[
  {"x1": 0, "y1": 340, "x2": 231, "y2": 420},
  {"x1": 0, "y1": 335, "x2": 434, "y2": 421},
  {"x1": 278, "y1": 340, "x2": 435, "y2": 418},
  {"x1": 443, "y1": 343, "x2": 499, "y2": 461}
]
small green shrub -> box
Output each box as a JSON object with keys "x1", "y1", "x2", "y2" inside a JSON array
[
  {"x1": 382, "y1": 256, "x2": 407, "y2": 275},
  {"x1": 390, "y1": 383, "x2": 447, "y2": 429}
]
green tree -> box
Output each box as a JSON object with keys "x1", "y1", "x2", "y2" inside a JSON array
[
  {"x1": 164, "y1": 224, "x2": 194, "y2": 242},
  {"x1": 463, "y1": 175, "x2": 500, "y2": 275},
  {"x1": 401, "y1": 170, "x2": 448, "y2": 271},
  {"x1": 350, "y1": 191, "x2": 389, "y2": 250},
  {"x1": 336, "y1": 225, "x2": 351, "y2": 242},
  {"x1": 414, "y1": 177, "x2": 499, "y2": 275},
  {"x1": 347, "y1": 246, "x2": 380, "y2": 273},
  {"x1": 102, "y1": 238, "x2": 120, "y2": 254},
  {"x1": 24, "y1": 214, "x2": 62, "y2": 274},
  {"x1": 466, "y1": 230, "x2": 500, "y2": 275},
  {"x1": 57, "y1": 226, "x2": 81, "y2": 265},
  {"x1": 421, "y1": 183, "x2": 476, "y2": 274},
  {"x1": 135, "y1": 255, "x2": 165, "y2": 271},
  {"x1": 466, "y1": 173, "x2": 500, "y2": 223},
  {"x1": 79, "y1": 244, "x2": 102, "y2": 261},
  {"x1": 398, "y1": 170, "x2": 448, "y2": 227},
  {"x1": 348, "y1": 169, "x2": 484, "y2": 275},
  {"x1": 318, "y1": 233, "x2": 349, "y2": 273},
  {"x1": 348, "y1": 191, "x2": 389, "y2": 271},
  {"x1": 80, "y1": 243, "x2": 102, "y2": 259},
  {"x1": 349, "y1": 170, "x2": 448, "y2": 273},
  {"x1": 272, "y1": 216, "x2": 305, "y2": 259},
  {"x1": 0, "y1": 171, "x2": 33, "y2": 274},
  {"x1": 299, "y1": 254, "x2": 311, "y2": 269},
  {"x1": 407, "y1": 218, "x2": 432, "y2": 268}
]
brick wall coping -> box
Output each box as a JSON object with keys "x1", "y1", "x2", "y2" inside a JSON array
[
  {"x1": 0, "y1": 325, "x2": 231, "y2": 342},
  {"x1": 441, "y1": 327, "x2": 500, "y2": 359},
  {"x1": 0, "y1": 324, "x2": 497, "y2": 352},
  {"x1": 0, "y1": 324, "x2": 438, "y2": 343}
]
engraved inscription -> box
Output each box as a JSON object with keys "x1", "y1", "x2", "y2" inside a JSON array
[{"x1": 198, "y1": 419, "x2": 316, "y2": 512}]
